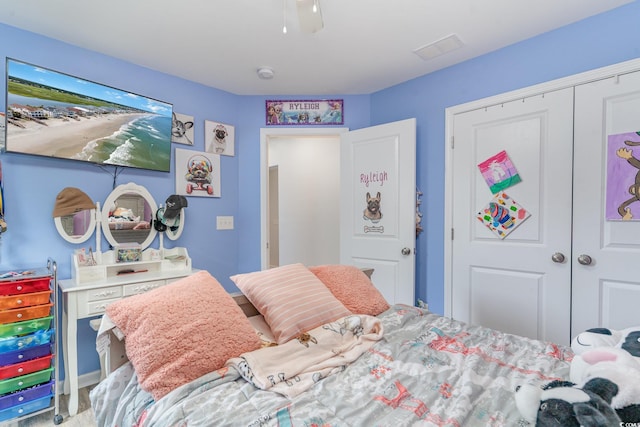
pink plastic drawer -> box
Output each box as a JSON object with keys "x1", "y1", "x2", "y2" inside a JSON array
[
  {"x1": 0, "y1": 303, "x2": 53, "y2": 324},
  {"x1": 0, "y1": 278, "x2": 50, "y2": 296},
  {"x1": 0, "y1": 355, "x2": 53, "y2": 380},
  {"x1": 0, "y1": 291, "x2": 51, "y2": 311}
]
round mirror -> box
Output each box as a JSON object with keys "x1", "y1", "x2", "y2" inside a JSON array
[
  {"x1": 156, "y1": 206, "x2": 186, "y2": 240},
  {"x1": 54, "y1": 208, "x2": 96, "y2": 244},
  {"x1": 101, "y1": 183, "x2": 157, "y2": 250}
]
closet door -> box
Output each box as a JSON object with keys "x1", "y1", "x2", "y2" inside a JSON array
[
  {"x1": 572, "y1": 71, "x2": 640, "y2": 336},
  {"x1": 451, "y1": 88, "x2": 574, "y2": 345}
]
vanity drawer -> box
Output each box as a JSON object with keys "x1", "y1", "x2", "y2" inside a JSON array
[
  {"x1": 124, "y1": 280, "x2": 165, "y2": 296},
  {"x1": 85, "y1": 286, "x2": 123, "y2": 302},
  {"x1": 0, "y1": 303, "x2": 53, "y2": 324},
  {"x1": 83, "y1": 298, "x2": 121, "y2": 317},
  {"x1": 0, "y1": 291, "x2": 52, "y2": 311}
]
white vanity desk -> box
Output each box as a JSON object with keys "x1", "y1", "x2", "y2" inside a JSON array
[
  {"x1": 59, "y1": 247, "x2": 194, "y2": 417},
  {"x1": 53, "y1": 182, "x2": 192, "y2": 417}
]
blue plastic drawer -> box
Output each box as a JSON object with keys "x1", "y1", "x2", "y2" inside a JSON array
[
  {"x1": 0, "y1": 393, "x2": 52, "y2": 421},
  {"x1": 0, "y1": 381, "x2": 53, "y2": 410},
  {"x1": 0, "y1": 330, "x2": 53, "y2": 353},
  {"x1": 0, "y1": 343, "x2": 51, "y2": 367}
]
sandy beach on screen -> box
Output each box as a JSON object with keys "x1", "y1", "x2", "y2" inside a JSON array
[{"x1": 6, "y1": 113, "x2": 148, "y2": 158}]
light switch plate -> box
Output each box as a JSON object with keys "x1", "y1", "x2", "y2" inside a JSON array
[{"x1": 216, "y1": 215, "x2": 234, "y2": 230}]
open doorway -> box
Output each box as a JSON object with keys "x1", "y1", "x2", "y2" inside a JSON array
[{"x1": 260, "y1": 127, "x2": 348, "y2": 270}]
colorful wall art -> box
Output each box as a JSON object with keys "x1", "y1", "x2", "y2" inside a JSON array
[
  {"x1": 477, "y1": 192, "x2": 530, "y2": 239},
  {"x1": 606, "y1": 131, "x2": 640, "y2": 220},
  {"x1": 477, "y1": 150, "x2": 522, "y2": 194}
]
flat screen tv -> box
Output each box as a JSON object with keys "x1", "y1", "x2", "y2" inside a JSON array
[{"x1": 4, "y1": 58, "x2": 173, "y2": 172}]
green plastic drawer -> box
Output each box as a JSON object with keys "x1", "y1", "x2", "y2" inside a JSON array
[
  {"x1": 0, "y1": 317, "x2": 52, "y2": 339},
  {"x1": 0, "y1": 368, "x2": 53, "y2": 395}
]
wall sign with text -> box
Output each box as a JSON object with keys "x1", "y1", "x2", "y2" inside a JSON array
[{"x1": 266, "y1": 100, "x2": 343, "y2": 125}]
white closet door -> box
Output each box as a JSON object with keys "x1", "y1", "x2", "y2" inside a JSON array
[
  {"x1": 573, "y1": 71, "x2": 640, "y2": 335},
  {"x1": 451, "y1": 88, "x2": 574, "y2": 345}
]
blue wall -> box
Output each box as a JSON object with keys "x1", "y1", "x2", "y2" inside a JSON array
[
  {"x1": 371, "y1": 1, "x2": 640, "y2": 315},
  {"x1": 0, "y1": 1, "x2": 639, "y2": 379}
]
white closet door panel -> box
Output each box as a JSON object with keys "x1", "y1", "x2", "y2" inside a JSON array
[
  {"x1": 451, "y1": 88, "x2": 574, "y2": 345},
  {"x1": 573, "y1": 71, "x2": 640, "y2": 335}
]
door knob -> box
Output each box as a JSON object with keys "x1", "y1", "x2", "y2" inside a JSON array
[
  {"x1": 401, "y1": 247, "x2": 411, "y2": 256},
  {"x1": 551, "y1": 252, "x2": 565, "y2": 263},
  {"x1": 577, "y1": 254, "x2": 593, "y2": 266}
]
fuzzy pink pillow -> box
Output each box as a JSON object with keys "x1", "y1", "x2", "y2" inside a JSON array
[
  {"x1": 230, "y1": 263, "x2": 351, "y2": 344},
  {"x1": 309, "y1": 265, "x2": 390, "y2": 316},
  {"x1": 106, "y1": 270, "x2": 262, "y2": 400}
]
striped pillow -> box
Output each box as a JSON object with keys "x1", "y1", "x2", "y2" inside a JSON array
[{"x1": 231, "y1": 263, "x2": 351, "y2": 344}]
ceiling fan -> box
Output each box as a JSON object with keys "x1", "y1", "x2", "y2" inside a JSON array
[{"x1": 293, "y1": 0, "x2": 324, "y2": 33}]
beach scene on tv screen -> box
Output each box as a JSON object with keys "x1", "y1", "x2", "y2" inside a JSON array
[{"x1": 5, "y1": 59, "x2": 172, "y2": 172}]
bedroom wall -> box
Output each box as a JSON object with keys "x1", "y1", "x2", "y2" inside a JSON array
[
  {"x1": 0, "y1": 0, "x2": 637, "y2": 382},
  {"x1": 0, "y1": 24, "x2": 370, "y2": 380},
  {"x1": 369, "y1": 0, "x2": 640, "y2": 315}
]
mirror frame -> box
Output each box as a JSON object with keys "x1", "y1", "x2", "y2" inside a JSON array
[
  {"x1": 163, "y1": 208, "x2": 186, "y2": 241},
  {"x1": 54, "y1": 207, "x2": 97, "y2": 244},
  {"x1": 101, "y1": 182, "x2": 158, "y2": 250}
]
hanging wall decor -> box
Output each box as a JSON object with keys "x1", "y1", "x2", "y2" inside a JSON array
[
  {"x1": 477, "y1": 192, "x2": 530, "y2": 239},
  {"x1": 265, "y1": 99, "x2": 343, "y2": 125},
  {"x1": 204, "y1": 120, "x2": 235, "y2": 156},
  {"x1": 477, "y1": 150, "x2": 522, "y2": 194},
  {"x1": 174, "y1": 148, "x2": 221, "y2": 198},
  {"x1": 605, "y1": 131, "x2": 640, "y2": 221},
  {"x1": 171, "y1": 112, "x2": 195, "y2": 145}
]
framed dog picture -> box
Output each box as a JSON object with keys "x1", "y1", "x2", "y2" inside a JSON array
[
  {"x1": 171, "y1": 112, "x2": 195, "y2": 145},
  {"x1": 174, "y1": 148, "x2": 221, "y2": 198},
  {"x1": 204, "y1": 120, "x2": 235, "y2": 156}
]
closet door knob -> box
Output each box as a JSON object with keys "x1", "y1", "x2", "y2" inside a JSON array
[
  {"x1": 551, "y1": 252, "x2": 565, "y2": 263},
  {"x1": 577, "y1": 254, "x2": 593, "y2": 266},
  {"x1": 401, "y1": 247, "x2": 411, "y2": 256}
]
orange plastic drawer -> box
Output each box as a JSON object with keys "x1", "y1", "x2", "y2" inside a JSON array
[
  {"x1": 0, "y1": 304, "x2": 53, "y2": 324},
  {"x1": 0, "y1": 278, "x2": 50, "y2": 296},
  {"x1": 0, "y1": 355, "x2": 53, "y2": 380},
  {"x1": 0, "y1": 291, "x2": 51, "y2": 311}
]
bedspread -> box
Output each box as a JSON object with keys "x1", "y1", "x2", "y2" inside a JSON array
[
  {"x1": 227, "y1": 314, "x2": 383, "y2": 398},
  {"x1": 90, "y1": 305, "x2": 573, "y2": 427}
]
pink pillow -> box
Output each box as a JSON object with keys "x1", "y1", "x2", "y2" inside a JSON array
[
  {"x1": 106, "y1": 270, "x2": 262, "y2": 400},
  {"x1": 230, "y1": 263, "x2": 351, "y2": 344},
  {"x1": 309, "y1": 265, "x2": 390, "y2": 316}
]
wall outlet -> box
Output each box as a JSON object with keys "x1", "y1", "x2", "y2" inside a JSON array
[{"x1": 216, "y1": 216, "x2": 234, "y2": 230}]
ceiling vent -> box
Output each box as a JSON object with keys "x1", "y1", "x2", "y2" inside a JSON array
[{"x1": 413, "y1": 34, "x2": 464, "y2": 61}]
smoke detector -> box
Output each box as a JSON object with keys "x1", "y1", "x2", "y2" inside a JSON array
[{"x1": 257, "y1": 67, "x2": 275, "y2": 80}]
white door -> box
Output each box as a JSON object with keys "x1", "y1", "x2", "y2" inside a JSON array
[
  {"x1": 451, "y1": 89, "x2": 574, "y2": 345},
  {"x1": 340, "y1": 118, "x2": 416, "y2": 305},
  {"x1": 572, "y1": 71, "x2": 640, "y2": 335}
]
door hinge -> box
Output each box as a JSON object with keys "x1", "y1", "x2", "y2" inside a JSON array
[
  {"x1": 450, "y1": 136, "x2": 454, "y2": 149},
  {"x1": 451, "y1": 228, "x2": 454, "y2": 240}
]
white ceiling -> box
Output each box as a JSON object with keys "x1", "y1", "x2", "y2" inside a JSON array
[{"x1": 0, "y1": 0, "x2": 633, "y2": 95}]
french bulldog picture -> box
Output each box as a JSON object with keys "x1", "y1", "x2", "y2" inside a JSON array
[{"x1": 363, "y1": 192, "x2": 382, "y2": 223}]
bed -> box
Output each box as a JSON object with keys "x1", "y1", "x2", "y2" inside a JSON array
[{"x1": 89, "y1": 264, "x2": 573, "y2": 427}]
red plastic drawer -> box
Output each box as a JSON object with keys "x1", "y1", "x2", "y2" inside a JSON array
[
  {"x1": 0, "y1": 291, "x2": 51, "y2": 311},
  {"x1": 0, "y1": 381, "x2": 54, "y2": 410},
  {"x1": 0, "y1": 303, "x2": 53, "y2": 324},
  {"x1": 0, "y1": 355, "x2": 53, "y2": 380},
  {"x1": 0, "y1": 344, "x2": 51, "y2": 367},
  {"x1": 0, "y1": 278, "x2": 50, "y2": 296}
]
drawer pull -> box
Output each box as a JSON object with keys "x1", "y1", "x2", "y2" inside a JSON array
[
  {"x1": 18, "y1": 354, "x2": 24, "y2": 360},
  {"x1": 16, "y1": 299, "x2": 23, "y2": 305},
  {"x1": 16, "y1": 285, "x2": 22, "y2": 291},
  {"x1": 18, "y1": 381, "x2": 23, "y2": 386},
  {"x1": 18, "y1": 396, "x2": 24, "y2": 402},
  {"x1": 17, "y1": 313, "x2": 23, "y2": 318},
  {"x1": 18, "y1": 367, "x2": 23, "y2": 373}
]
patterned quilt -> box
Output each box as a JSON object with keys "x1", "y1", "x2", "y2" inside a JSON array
[{"x1": 90, "y1": 305, "x2": 573, "y2": 427}]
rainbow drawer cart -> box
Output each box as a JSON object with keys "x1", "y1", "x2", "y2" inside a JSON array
[{"x1": 0, "y1": 260, "x2": 61, "y2": 424}]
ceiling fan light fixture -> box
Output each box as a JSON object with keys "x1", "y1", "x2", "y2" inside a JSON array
[{"x1": 257, "y1": 67, "x2": 275, "y2": 80}]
